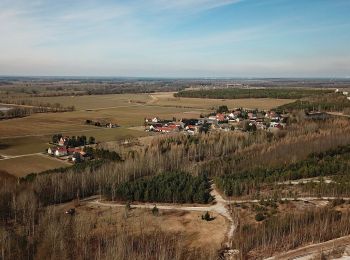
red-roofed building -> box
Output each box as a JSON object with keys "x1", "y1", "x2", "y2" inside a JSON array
[
  {"x1": 54, "y1": 147, "x2": 68, "y2": 157},
  {"x1": 216, "y1": 113, "x2": 226, "y2": 122}
]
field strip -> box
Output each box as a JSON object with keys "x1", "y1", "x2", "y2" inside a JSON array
[
  {"x1": 37, "y1": 153, "x2": 72, "y2": 165},
  {"x1": 80, "y1": 103, "x2": 145, "y2": 111},
  {"x1": 0, "y1": 102, "x2": 37, "y2": 108},
  {"x1": 0, "y1": 152, "x2": 42, "y2": 160},
  {"x1": 0, "y1": 126, "x2": 118, "y2": 139}
]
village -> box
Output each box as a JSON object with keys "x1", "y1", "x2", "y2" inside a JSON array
[
  {"x1": 144, "y1": 106, "x2": 288, "y2": 135},
  {"x1": 46, "y1": 135, "x2": 95, "y2": 163}
]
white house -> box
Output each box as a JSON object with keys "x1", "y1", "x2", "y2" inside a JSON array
[
  {"x1": 152, "y1": 117, "x2": 160, "y2": 123},
  {"x1": 55, "y1": 147, "x2": 68, "y2": 157}
]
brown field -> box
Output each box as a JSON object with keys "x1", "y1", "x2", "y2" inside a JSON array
[
  {"x1": 57, "y1": 201, "x2": 227, "y2": 253},
  {"x1": 148, "y1": 92, "x2": 294, "y2": 110},
  {"x1": 0, "y1": 154, "x2": 70, "y2": 177},
  {"x1": 27, "y1": 93, "x2": 152, "y2": 110}
]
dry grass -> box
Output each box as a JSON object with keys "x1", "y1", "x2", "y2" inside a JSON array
[
  {"x1": 149, "y1": 92, "x2": 294, "y2": 110},
  {"x1": 58, "y1": 201, "x2": 228, "y2": 252},
  {"x1": 0, "y1": 154, "x2": 70, "y2": 177},
  {"x1": 26, "y1": 93, "x2": 152, "y2": 110}
]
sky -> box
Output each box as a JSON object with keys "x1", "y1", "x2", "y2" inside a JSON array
[{"x1": 0, "y1": 0, "x2": 350, "y2": 78}]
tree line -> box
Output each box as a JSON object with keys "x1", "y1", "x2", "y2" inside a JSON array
[
  {"x1": 175, "y1": 88, "x2": 330, "y2": 99},
  {"x1": 0, "y1": 100, "x2": 74, "y2": 120},
  {"x1": 113, "y1": 172, "x2": 213, "y2": 204},
  {"x1": 277, "y1": 93, "x2": 350, "y2": 112},
  {"x1": 215, "y1": 144, "x2": 350, "y2": 197},
  {"x1": 234, "y1": 207, "x2": 350, "y2": 258},
  {"x1": 52, "y1": 134, "x2": 95, "y2": 147}
]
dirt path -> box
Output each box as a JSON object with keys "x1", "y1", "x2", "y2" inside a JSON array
[
  {"x1": 265, "y1": 235, "x2": 350, "y2": 260},
  {"x1": 0, "y1": 125, "x2": 121, "y2": 139},
  {"x1": 0, "y1": 152, "x2": 43, "y2": 160},
  {"x1": 232, "y1": 197, "x2": 350, "y2": 204},
  {"x1": 0, "y1": 152, "x2": 72, "y2": 166}
]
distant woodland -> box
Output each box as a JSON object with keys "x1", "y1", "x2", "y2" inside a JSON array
[
  {"x1": 175, "y1": 88, "x2": 331, "y2": 99},
  {"x1": 0, "y1": 98, "x2": 74, "y2": 119},
  {"x1": 277, "y1": 93, "x2": 350, "y2": 112}
]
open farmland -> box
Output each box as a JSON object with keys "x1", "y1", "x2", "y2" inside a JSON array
[
  {"x1": 147, "y1": 92, "x2": 294, "y2": 110},
  {"x1": 0, "y1": 154, "x2": 70, "y2": 177},
  {"x1": 0, "y1": 92, "x2": 294, "y2": 177},
  {"x1": 25, "y1": 93, "x2": 152, "y2": 110}
]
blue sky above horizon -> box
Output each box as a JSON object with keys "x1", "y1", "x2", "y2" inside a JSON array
[{"x1": 0, "y1": 0, "x2": 350, "y2": 77}]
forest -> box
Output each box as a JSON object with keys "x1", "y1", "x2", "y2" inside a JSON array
[
  {"x1": 235, "y1": 206, "x2": 350, "y2": 258},
  {"x1": 277, "y1": 93, "x2": 350, "y2": 112},
  {"x1": 114, "y1": 172, "x2": 213, "y2": 204},
  {"x1": 175, "y1": 88, "x2": 330, "y2": 99},
  {"x1": 215, "y1": 144, "x2": 350, "y2": 197}
]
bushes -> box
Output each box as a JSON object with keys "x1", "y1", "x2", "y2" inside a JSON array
[
  {"x1": 255, "y1": 213, "x2": 265, "y2": 222},
  {"x1": 115, "y1": 172, "x2": 213, "y2": 204}
]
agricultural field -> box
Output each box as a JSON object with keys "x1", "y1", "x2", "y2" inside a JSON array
[
  {"x1": 147, "y1": 92, "x2": 294, "y2": 110},
  {"x1": 0, "y1": 154, "x2": 70, "y2": 177},
  {"x1": 0, "y1": 92, "x2": 294, "y2": 177}
]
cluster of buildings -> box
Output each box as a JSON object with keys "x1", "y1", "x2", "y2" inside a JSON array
[
  {"x1": 335, "y1": 89, "x2": 350, "y2": 100},
  {"x1": 47, "y1": 137, "x2": 90, "y2": 163},
  {"x1": 144, "y1": 109, "x2": 287, "y2": 135},
  {"x1": 85, "y1": 119, "x2": 118, "y2": 128}
]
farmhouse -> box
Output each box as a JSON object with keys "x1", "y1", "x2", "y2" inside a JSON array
[
  {"x1": 55, "y1": 147, "x2": 68, "y2": 157},
  {"x1": 58, "y1": 137, "x2": 69, "y2": 147}
]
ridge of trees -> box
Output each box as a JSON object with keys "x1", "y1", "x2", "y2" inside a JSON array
[
  {"x1": 114, "y1": 172, "x2": 213, "y2": 204},
  {"x1": 235, "y1": 207, "x2": 350, "y2": 258},
  {"x1": 277, "y1": 93, "x2": 350, "y2": 112},
  {"x1": 215, "y1": 144, "x2": 350, "y2": 197},
  {"x1": 175, "y1": 88, "x2": 330, "y2": 99}
]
